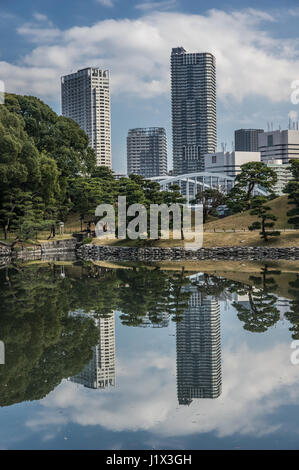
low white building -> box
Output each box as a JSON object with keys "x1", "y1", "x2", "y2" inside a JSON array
[
  {"x1": 204, "y1": 151, "x2": 261, "y2": 177},
  {"x1": 204, "y1": 151, "x2": 292, "y2": 196},
  {"x1": 258, "y1": 129, "x2": 299, "y2": 164}
]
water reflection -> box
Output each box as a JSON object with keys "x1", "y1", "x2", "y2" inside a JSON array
[
  {"x1": 0, "y1": 263, "x2": 299, "y2": 444},
  {"x1": 71, "y1": 313, "x2": 116, "y2": 389},
  {"x1": 176, "y1": 281, "x2": 221, "y2": 404}
]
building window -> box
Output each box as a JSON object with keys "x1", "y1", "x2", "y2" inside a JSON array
[{"x1": 212, "y1": 155, "x2": 217, "y2": 163}]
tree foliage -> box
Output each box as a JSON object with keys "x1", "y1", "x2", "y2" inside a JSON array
[
  {"x1": 284, "y1": 159, "x2": 299, "y2": 228},
  {"x1": 248, "y1": 196, "x2": 280, "y2": 241},
  {"x1": 227, "y1": 162, "x2": 278, "y2": 213}
]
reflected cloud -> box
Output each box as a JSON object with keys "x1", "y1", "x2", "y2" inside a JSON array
[{"x1": 26, "y1": 341, "x2": 299, "y2": 440}]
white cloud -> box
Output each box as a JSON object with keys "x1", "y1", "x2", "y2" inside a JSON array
[
  {"x1": 2, "y1": 8, "x2": 299, "y2": 104},
  {"x1": 135, "y1": 0, "x2": 177, "y2": 11},
  {"x1": 33, "y1": 13, "x2": 48, "y2": 22},
  {"x1": 25, "y1": 342, "x2": 299, "y2": 441},
  {"x1": 96, "y1": 0, "x2": 114, "y2": 7}
]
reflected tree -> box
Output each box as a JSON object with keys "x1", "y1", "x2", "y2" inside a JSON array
[
  {"x1": 229, "y1": 266, "x2": 280, "y2": 332},
  {"x1": 0, "y1": 266, "x2": 98, "y2": 406},
  {"x1": 285, "y1": 274, "x2": 299, "y2": 339}
]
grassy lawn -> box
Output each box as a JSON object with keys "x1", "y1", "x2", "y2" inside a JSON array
[
  {"x1": 2, "y1": 195, "x2": 298, "y2": 248},
  {"x1": 205, "y1": 195, "x2": 293, "y2": 230},
  {"x1": 90, "y1": 230, "x2": 299, "y2": 248}
]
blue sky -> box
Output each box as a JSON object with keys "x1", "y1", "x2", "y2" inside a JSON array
[{"x1": 1, "y1": 0, "x2": 299, "y2": 172}]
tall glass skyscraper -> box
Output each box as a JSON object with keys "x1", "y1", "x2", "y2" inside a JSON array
[
  {"x1": 176, "y1": 285, "x2": 221, "y2": 405},
  {"x1": 171, "y1": 47, "x2": 217, "y2": 175}
]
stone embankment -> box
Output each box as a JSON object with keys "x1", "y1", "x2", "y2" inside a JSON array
[
  {"x1": 76, "y1": 244, "x2": 299, "y2": 261},
  {"x1": 0, "y1": 239, "x2": 77, "y2": 260},
  {"x1": 1, "y1": 240, "x2": 299, "y2": 263}
]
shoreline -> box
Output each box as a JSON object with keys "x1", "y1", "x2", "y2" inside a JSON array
[{"x1": 1, "y1": 239, "x2": 299, "y2": 262}]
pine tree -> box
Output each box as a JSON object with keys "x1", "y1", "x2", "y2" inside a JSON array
[
  {"x1": 284, "y1": 159, "x2": 299, "y2": 228},
  {"x1": 248, "y1": 196, "x2": 280, "y2": 241}
]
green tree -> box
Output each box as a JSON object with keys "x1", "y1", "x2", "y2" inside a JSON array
[
  {"x1": 227, "y1": 162, "x2": 277, "y2": 213},
  {"x1": 284, "y1": 159, "x2": 299, "y2": 228},
  {"x1": 248, "y1": 196, "x2": 280, "y2": 242},
  {"x1": 191, "y1": 188, "x2": 226, "y2": 223}
]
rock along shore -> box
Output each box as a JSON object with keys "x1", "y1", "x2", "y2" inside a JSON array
[
  {"x1": 76, "y1": 244, "x2": 299, "y2": 261},
  {"x1": 1, "y1": 240, "x2": 299, "y2": 263}
]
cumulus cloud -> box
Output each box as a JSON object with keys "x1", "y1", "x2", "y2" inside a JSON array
[
  {"x1": 1, "y1": 8, "x2": 299, "y2": 104},
  {"x1": 25, "y1": 342, "x2": 299, "y2": 441}
]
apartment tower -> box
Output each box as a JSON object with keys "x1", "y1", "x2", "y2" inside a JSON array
[
  {"x1": 127, "y1": 127, "x2": 167, "y2": 178},
  {"x1": 171, "y1": 47, "x2": 217, "y2": 175},
  {"x1": 176, "y1": 284, "x2": 221, "y2": 405},
  {"x1": 61, "y1": 67, "x2": 112, "y2": 167}
]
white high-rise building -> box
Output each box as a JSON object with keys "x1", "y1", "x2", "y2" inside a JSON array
[
  {"x1": 61, "y1": 67, "x2": 112, "y2": 168},
  {"x1": 127, "y1": 127, "x2": 168, "y2": 178},
  {"x1": 71, "y1": 313, "x2": 115, "y2": 389}
]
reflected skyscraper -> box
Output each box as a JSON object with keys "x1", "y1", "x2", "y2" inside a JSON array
[
  {"x1": 176, "y1": 285, "x2": 221, "y2": 405},
  {"x1": 71, "y1": 313, "x2": 115, "y2": 389}
]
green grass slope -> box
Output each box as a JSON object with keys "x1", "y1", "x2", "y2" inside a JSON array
[{"x1": 205, "y1": 195, "x2": 294, "y2": 230}]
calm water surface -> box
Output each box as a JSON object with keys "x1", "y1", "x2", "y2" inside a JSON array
[{"x1": 0, "y1": 261, "x2": 298, "y2": 450}]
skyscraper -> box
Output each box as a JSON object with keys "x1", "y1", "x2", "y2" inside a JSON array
[
  {"x1": 171, "y1": 47, "x2": 216, "y2": 175},
  {"x1": 127, "y1": 127, "x2": 167, "y2": 178},
  {"x1": 176, "y1": 284, "x2": 221, "y2": 405},
  {"x1": 71, "y1": 313, "x2": 115, "y2": 389},
  {"x1": 61, "y1": 67, "x2": 112, "y2": 168},
  {"x1": 235, "y1": 129, "x2": 264, "y2": 152}
]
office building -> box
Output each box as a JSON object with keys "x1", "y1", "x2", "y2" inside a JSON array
[
  {"x1": 176, "y1": 285, "x2": 221, "y2": 405},
  {"x1": 61, "y1": 67, "x2": 112, "y2": 167},
  {"x1": 204, "y1": 151, "x2": 261, "y2": 177},
  {"x1": 265, "y1": 159, "x2": 292, "y2": 195},
  {"x1": 71, "y1": 313, "x2": 115, "y2": 389},
  {"x1": 258, "y1": 129, "x2": 299, "y2": 164},
  {"x1": 127, "y1": 127, "x2": 167, "y2": 178},
  {"x1": 171, "y1": 47, "x2": 216, "y2": 175},
  {"x1": 235, "y1": 129, "x2": 264, "y2": 152}
]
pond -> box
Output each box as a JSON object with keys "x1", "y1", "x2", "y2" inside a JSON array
[{"x1": 0, "y1": 260, "x2": 298, "y2": 450}]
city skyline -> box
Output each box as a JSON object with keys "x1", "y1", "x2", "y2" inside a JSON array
[{"x1": 1, "y1": 1, "x2": 299, "y2": 172}]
